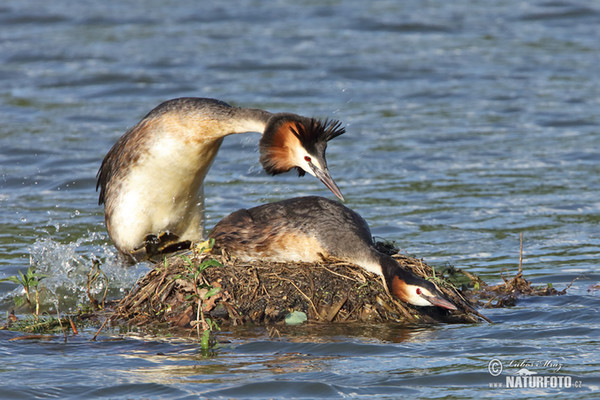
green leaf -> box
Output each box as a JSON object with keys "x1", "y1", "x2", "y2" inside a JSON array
[
  {"x1": 203, "y1": 287, "x2": 221, "y2": 300},
  {"x1": 180, "y1": 254, "x2": 192, "y2": 265},
  {"x1": 207, "y1": 317, "x2": 221, "y2": 331},
  {"x1": 197, "y1": 259, "x2": 222, "y2": 272},
  {"x1": 0, "y1": 276, "x2": 22, "y2": 285},
  {"x1": 285, "y1": 311, "x2": 307, "y2": 325}
]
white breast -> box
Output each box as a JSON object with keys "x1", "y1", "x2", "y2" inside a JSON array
[{"x1": 108, "y1": 134, "x2": 222, "y2": 253}]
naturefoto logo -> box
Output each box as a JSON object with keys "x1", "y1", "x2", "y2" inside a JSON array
[{"x1": 487, "y1": 358, "x2": 583, "y2": 389}]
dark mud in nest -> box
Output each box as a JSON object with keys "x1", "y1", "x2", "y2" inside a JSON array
[{"x1": 113, "y1": 245, "x2": 492, "y2": 330}]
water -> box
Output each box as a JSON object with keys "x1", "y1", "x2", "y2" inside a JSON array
[{"x1": 1, "y1": 0, "x2": 599, "y2": 397}]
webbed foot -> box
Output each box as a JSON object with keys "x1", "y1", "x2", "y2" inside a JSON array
[{"x1": 133, "y1": 231, "x2": 192, "y2": 261}]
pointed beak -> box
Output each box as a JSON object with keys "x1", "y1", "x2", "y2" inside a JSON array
[
  {"x1": 422, "y1": 293, "x2": 457, "y2": 311},
  {"x1": 310, "y1": 164, "x2": 344, "y2": 201}
]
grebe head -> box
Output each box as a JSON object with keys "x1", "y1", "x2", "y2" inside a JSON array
[
  {"x1": 391, "y1": 274, "x2": 457, "y2": 310},
  {"x1": 259, "y1": 114, "x2": 345, "y2": 201}
]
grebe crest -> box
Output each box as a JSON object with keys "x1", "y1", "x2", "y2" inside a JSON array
[{"x1": 259, "y1": 115, "x2": 345, "y2": 200}]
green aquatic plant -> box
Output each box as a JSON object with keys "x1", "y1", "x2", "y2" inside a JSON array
[
  {"x1": 0, "y1": 266, "x2": 47, "y2": 316},
  {"x1": 5, "y1": 313, "x2": 72, "y2": 334},
  {"x1": 424, "y1": 263, "x2": 459, "y2": 291},
  {"x1": 173, "y1": 239, "x2": 223, "y2": 350}
]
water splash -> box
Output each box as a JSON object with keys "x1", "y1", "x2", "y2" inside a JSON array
[{"x1": 5, "y1": 232, "x2": 148, "y2": 313}]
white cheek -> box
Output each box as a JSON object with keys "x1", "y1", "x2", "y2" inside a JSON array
[
  {"x1": 293, "y1": 148, "x2": 317, "y2": 177},
  {"x1": 303, "y1": 160, "x2": 316, "y2": 177},
  {"x1": 406, "y1": 285, "x2": 434, "y2": 306},
  {"x1": 411, "y1": 296, "x2": 433, "y2": 307}
]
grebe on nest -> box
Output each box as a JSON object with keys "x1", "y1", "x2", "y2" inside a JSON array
[
  {"x1": 209, "y1": 196, "x2": 457, "y2": 310},
  {"x1": 97, "y1": 98, "x2": 344, "y2": 262}
]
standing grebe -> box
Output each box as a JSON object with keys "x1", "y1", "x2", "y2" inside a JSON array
[
  {"x1": 97, "y1": 98, "x2": 345, "y2": 262},
  {"x1": 209, "y1": 196, "x2": 457, "y2": 310}
]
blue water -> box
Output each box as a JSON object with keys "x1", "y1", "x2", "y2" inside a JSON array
[{"x1": 1, "y1": 0, "x2": 599, "y2": 398}]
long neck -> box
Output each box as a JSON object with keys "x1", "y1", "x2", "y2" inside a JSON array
[
  {"x1": 376, "y1": 252, "x2": 404, "y2": 290},
  {"x1": 164, "y1": 101, "x2": 274, "y2": 142},
  {"x1": 374, "y1": 251, "x2": 425, "y2": 301},
  {"x1": 227, "y1": 107, "x2": 273, "y2": 135}
]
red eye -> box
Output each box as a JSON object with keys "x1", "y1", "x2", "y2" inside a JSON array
[
  {"x1": 416, "y1": 288, "x2": 422, "y2": 295},
  {"x1": 304, "y1": 156, "x2": 311, "y2": 162}
]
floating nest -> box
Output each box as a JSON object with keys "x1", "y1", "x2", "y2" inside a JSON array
[
  {"x1": 2, "y1": 244, "x2": 573, "y2": 337},
  {"x1": 112, "y1": 244, "x2": 493, "y2": 330}
]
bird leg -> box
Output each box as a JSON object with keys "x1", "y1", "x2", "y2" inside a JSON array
[{"x1": 138, "y1": 232, "x2": 192, "y2": 260}]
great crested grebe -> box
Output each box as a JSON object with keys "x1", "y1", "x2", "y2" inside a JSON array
[
  {"x1": 209, "y1": 196, "x2": 457, "y2": 310},
  {"x1": 97, "y1": 98, "x2": 345, "y2": 262}
]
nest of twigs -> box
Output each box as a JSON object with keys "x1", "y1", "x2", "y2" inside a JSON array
[{"x1": 113, "y1": 244, "x2": 490, "y2": 330}]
